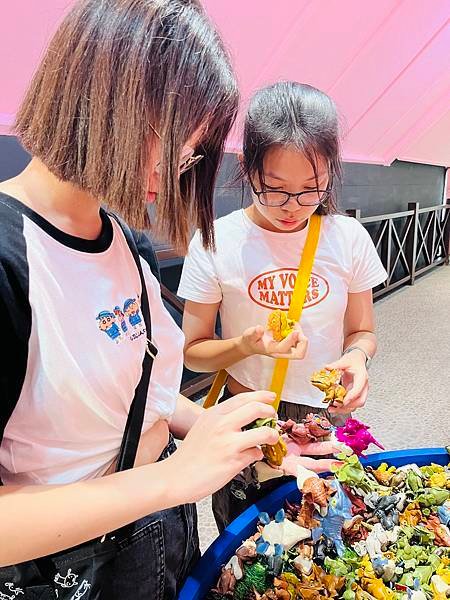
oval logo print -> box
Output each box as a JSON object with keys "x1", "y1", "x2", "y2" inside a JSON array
[{"x1": 247, "y1": 268, "x2": 329, "y2": 310}]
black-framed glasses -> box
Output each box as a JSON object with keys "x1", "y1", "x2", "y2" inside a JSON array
[
  {"x1": 249, "y1": 178, "x2": 331, "y2": 207},
  {"x1": 150, "y1": 123, "x2": 204, "y2": 175}
]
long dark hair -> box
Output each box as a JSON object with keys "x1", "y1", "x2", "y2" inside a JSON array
[
  {"x1": 15, "y1": 0, "x2": 239, "y2": 252},
  {"x1": 240, "y1": 81, "x2": 341, "y2": 214}
]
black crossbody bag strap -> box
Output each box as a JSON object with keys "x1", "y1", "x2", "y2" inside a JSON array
[{"x1": 111, "y1": 215, "x2": 159, "y2": 472}]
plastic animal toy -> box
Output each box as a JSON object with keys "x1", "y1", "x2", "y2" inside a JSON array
[
  {"x1": 258, "y1": 509, "x2": 311, "y2": 553},
  {"x1": 280, "y1": 414, "x2": 332, "y2": 446},
  {"x1": 233, "y1": 562, "x2": 268, "y2": 600},
  {"x1": 400, "y1": 502, "x2": 423, "y2": 527},
  {"x1": 317, "y1": 480, "x2": 353, "y2": 556},
  {"x1": 424, "y1": 515, "x2": 450, "y2": 547},
  {"x1": 262, "y1": 434, "x2": 287, "y2": 467},
  {"x1": 267, "y1": 309, "x2": 295, "y2": 342},
  {"x1": 293, "y1": 543, "x2": 314, "y2": 576},
  {"x1": 213, "y1": 565, "x2": 237, "y2": 595},
  {"x1": 367, "y1": 463, "x2": 396, "y2": 486},
  {"x1": 342, "y1": 485, "x2": 368, "y2": 516},
  {"x1": 332, "y1": 453, "x2": 378, "y2": 493},
  {"x1": 302, "y1": 476, "x2": 333, "y2": 509},
  {"x1": 342, "y1": 516, "x2": 369, "y2": 544},
  {"x1": 415, "y1": 488, "x2": 450, "y2": 508},
  {"x1": 335, "y1": 419, "x2": 384, "y2": 458},
  {"x1": 304, "y1": 413, "x2": 333, "y2": 438},
  {"x1": 310, "y1": 369, "x2": 347, "y2": 405},
  {"x1": 437, "y1": 501, "x2": 450, "y2": 527},
  {"x1": 365, "y1": 492, "x2": 406, "y2": 530}
]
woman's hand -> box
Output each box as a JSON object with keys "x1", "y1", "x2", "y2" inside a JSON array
[
  {"x1": 240, "y1": 324, "x2": 308, "y2": 360},
  {"x1": 280, "y1": 435, "x2": 343, "y2": 475},
  {"x1": 325, "y1": 350, "x2": 368, "y2": 414},
  {"x1": 166, "y1": 391, "x2": 280, "y2": 503}
]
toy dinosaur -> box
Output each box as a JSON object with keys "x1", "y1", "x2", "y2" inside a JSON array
[
  {"x1": 267, "y1": 309, "x2": 296, "y2": 342},
  {"x1": 310, "y1": 369, "x2": 347, "y2": 405},
  {"x1": 335, "y1": 419, "x2": 384, "y2": 458}
]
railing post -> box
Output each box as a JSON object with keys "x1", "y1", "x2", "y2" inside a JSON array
[
  {"x1": 346, "y1": 208, "x2": 361, "y2": 220},
  {"x1": 445, "y1": 199, "x2": 450, "y2": 266},
  {"x1": 407, "y1": 202, "x2": 419, "y2": 285}
]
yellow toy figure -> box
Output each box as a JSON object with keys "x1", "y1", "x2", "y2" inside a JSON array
[
  {"x1": 267, "y1": 309, "x2": 296, "y2": 342},
  {"x1": 310, "y1": 369, "x2": 347, "y2": 405},
  {"x1": 357, "y1": 557, "x2": 394, "y2": 600},
  {"x1": 262, "y1": 434, "x2": 288, "y2": 467}
]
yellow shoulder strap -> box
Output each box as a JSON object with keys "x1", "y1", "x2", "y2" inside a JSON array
[
  {"x1": 203, "y1": 213, "x2": 322, "y2": 409},
  {"x1": 269, "y1": 213, "x2": 322, "y2": 410}
]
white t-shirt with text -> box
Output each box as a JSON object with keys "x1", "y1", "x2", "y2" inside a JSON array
[{"x1": 178, "y1": 210, "x2": 387, "y2": 407}]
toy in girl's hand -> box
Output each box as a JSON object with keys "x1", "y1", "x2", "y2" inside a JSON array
[
  {"x1": 266, "y1": 309, "x2": 295, "y2": 342},
  {"x1": 253, "y1": 417, "x2": 288, "y2": 467},
  {"x1": 279, "y1": 412, "x2": 332, "y2": 445},
  {"x1": 262, "y1": 434, "x2": 287, "y2": 467},
  {"x1": 335, "y1": 418, "x2": 384, "y2": 458},
  {"x1": 311, "y1": 369, "x2": 347, "y2": 405}
]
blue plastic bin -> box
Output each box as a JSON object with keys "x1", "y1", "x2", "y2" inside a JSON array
[{"x1": 178, "y1": 447, "x2": 449, "y2": 600}]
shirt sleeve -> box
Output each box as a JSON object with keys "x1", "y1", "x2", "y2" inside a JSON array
[
  {"x1": 177, "y1": 230, "x2": 222, "y2": 303},
  {"x1": 349, "y1": 219, "x2": 388, "y2": 293}
]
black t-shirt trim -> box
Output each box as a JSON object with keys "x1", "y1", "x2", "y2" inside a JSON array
[{"x1": 0, "y1": 193, "x2": 113, "y2": 253}]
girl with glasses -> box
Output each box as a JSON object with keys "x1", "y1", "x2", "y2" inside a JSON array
[
  {"x1": 0, "y1": 1, "x2": 280, "y2": 596},
  {"x1": 178, "y1": 81, "x2": 387, "y2": 531}
]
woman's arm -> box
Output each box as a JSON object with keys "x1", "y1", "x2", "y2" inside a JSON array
[
  {"x1": 182, "y1": 300, "x2": 249, "y2": 372},
  {"x1": 326, "y1": 289, "x2": 377, "y2": 414},
  {"x1": 0, "y1": 391, "x2": 278, "y2": 566},
  {"x1": 183, "y1": 300, "x2": 308, "y2": 373}
]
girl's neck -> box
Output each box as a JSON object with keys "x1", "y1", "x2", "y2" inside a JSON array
[{"x1": 0, "y1": 157, "x2": 103, "y2": 240}]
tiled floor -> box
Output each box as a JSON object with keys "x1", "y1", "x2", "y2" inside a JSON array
[{"x1": 195, "y1": 265, "x2": 450, "y2": 552}]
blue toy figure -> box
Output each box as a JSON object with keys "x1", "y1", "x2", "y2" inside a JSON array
[{"x1": 317, "y1": 479, "x2": 353, "y2": 556}]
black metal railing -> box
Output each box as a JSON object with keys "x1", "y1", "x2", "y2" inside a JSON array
[{"x1": 347, "y1": 201, "x2": 449, "y2": 299}]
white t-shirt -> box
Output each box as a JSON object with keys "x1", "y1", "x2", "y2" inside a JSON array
[
  {"x1": 0, "y1": 198, "x2": 184, "y2": 485},
  {"x1": 178, "y1": 210, "x2": 387, "y2": 408}
]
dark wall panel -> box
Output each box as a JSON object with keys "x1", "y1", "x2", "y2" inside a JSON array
[{"x1": 1, "y1": 135, "x2": 445, "y2": 220}]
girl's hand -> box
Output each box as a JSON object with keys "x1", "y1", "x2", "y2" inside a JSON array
[
  {"x1": 240, "y1": 324, "x2": 308, "y2": 360},
  {"x1": 280, "y1": 435, "x2": 343, "y2": 475},
  {"x1": 325, "y1": 351, "x2": 369, "y2": 414},
  {"x1": 166, "y1": 391, "x2": 280, "y2": 503}
]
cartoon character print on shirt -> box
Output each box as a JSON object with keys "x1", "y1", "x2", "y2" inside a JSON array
[
  {"x1": 123, "y1": 297, "x2": 142, "y2": 328},
  {"x1": 113, "y1": 305, "x2": 128, "y2": 334},
  {"x1": 247, "y1": 267, "x2": 330, "y2": 310},
  {"x1": 96, "y1": 295, "x2": 146, "y2": 343},
  {"x1": 96, "y1": 310, "x2": 121, "y2": 343}
]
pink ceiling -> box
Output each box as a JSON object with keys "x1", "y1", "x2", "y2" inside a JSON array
[{"x1": 1, "y1": 0, "x2": 449, "y2": 167}]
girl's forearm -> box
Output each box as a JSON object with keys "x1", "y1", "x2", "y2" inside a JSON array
[
  {"x1": 0, "y1": 459, "x2": 182, "y2": 567},
  {"x1": 343, "y1": 330, "x2": 377, "y2": 358},
  {"x1": 184, "y1": 337, "x2": 248, "y2": 372}
]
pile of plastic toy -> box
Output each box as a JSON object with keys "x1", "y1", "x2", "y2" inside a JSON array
[{"x1": 207, "y1": 448, "x2": 450, "y2": 600}]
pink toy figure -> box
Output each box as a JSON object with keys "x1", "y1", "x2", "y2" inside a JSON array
[{"x1": 335, "y1": 418, "x2": 384, "y2": 457}]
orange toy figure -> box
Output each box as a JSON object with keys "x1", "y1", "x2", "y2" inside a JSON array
[
  {"x1": 302, "y1": 476, "x2": 333, "y2": 509},
  {"x1": 368, "y1": 463, "x2": 396, "y2": 486},
  {"x1": 310, "y1": 369, "x2": 347, "y2": 405},
  {"x1": 399, "y1": 502, "x2": 423, "y2": 527},
  {"x1": 425, "y1": 515, "x2": 450, "y2": 547},
  {"x1": 298, "y1": 501, "x2": 320, "y2": 529},
  {"x1": 262, "y1": 434, "x2": 288, "y2": 467},
  {"x1": 267, "y1": 309, "x2": 296, "y2": 342}
]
